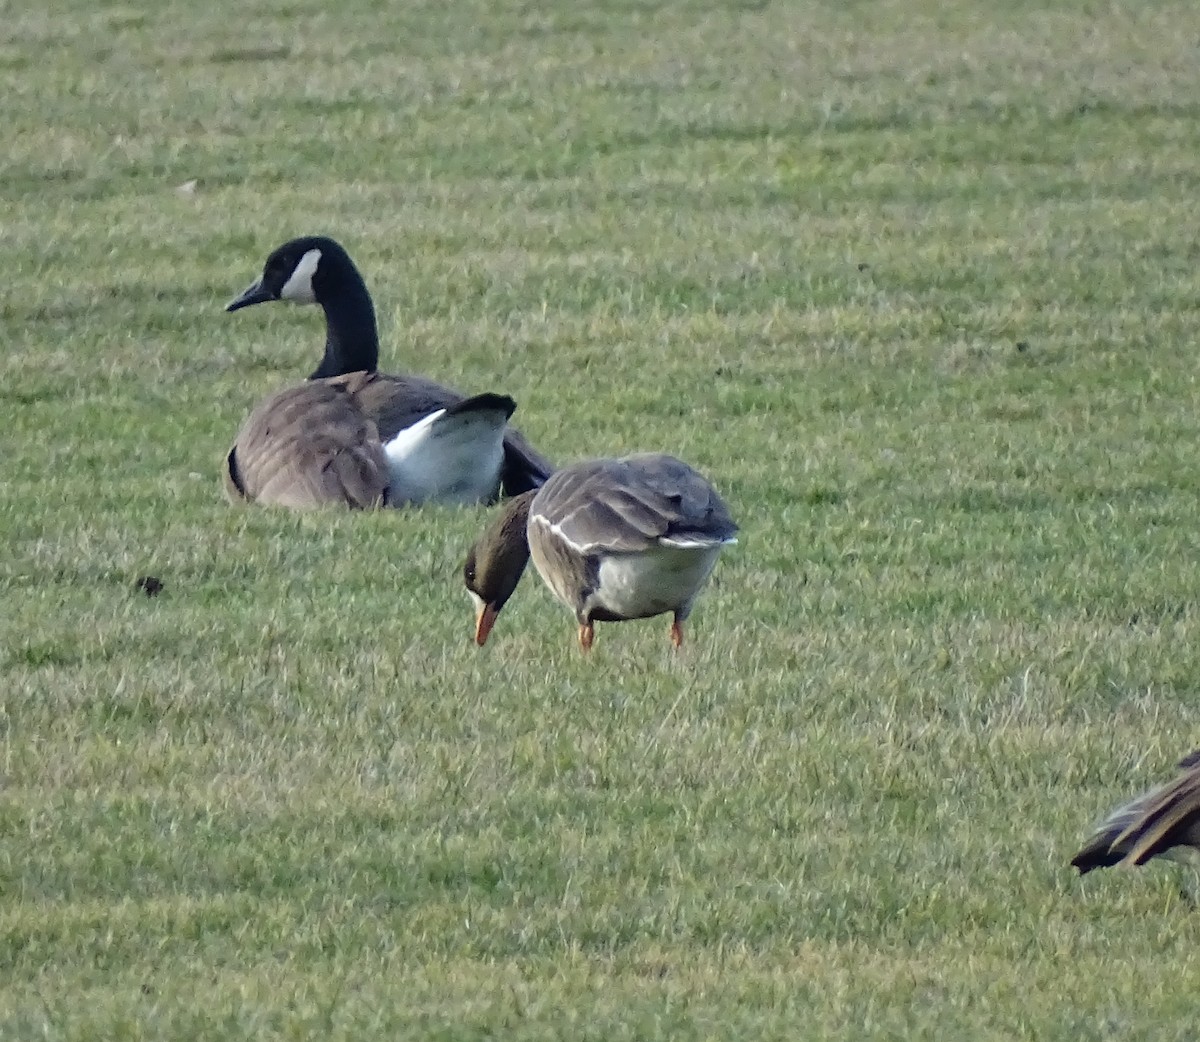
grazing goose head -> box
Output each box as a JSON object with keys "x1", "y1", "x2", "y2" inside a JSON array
[
  {"x1": 463, "y1": 491, "x2": 537, "y2": 645},
  {"x1": 226, "y1": 235, "x2": 380, "y2": 379}
]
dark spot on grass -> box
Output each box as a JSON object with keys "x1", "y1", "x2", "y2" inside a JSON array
[
  {"x1": 1016, "y1": 340, "x2": 1029, "y2": 352},
  {"x1": 805, "y1": 486, "x2": 844, "y2": 506},
  {"x1": 208, "y1": 45, "x2": 291, "y2": 64},
  {"x1": 1125, "y1": 601, "x2": 1190, "y2": 628},
  {"x1": 425, "y1": 857, "x2": 505, "y2": 893},
  {"x1": 0, "y1": 386, "x2": 73, "y2": 406},
  {"x1": 10, "y1": 641, "x2": 81, "y2": 669},
  {"x1": 107, "y1": 13, "x2": 148, "y2": 30},
  {"x1": 1, "y1": 166, "x2": 86, "y2": 193},
  {"x1": 135, "y1": 576, "x2": 164, "y2": 597},
  {"x1": 979, "y1": 400, "x2": 1044, "y2": 423},
  {"x1": 291, "y1": 96, "x2": 393, "y2": 116}
]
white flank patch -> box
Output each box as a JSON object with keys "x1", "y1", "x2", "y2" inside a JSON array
[
  {"x1": 535, "y1": 513, "x2": 590, "y2": 554},
  {"x1": 385, "y1": 409, "x2": 446, "y2": 456},
  {"x1": 660, "y1": 534, "x2": 738, "y2": 549},
  {"x1": 279, "y1": 247, "x2": 322, "y2": 303},
  {"x1": 533, "y1": 513, "x2": 736, "y2": 555},
  {"x1": 383, "y1": 405, "x2": 507, "y2": 506},
  {"x1": 591, "y1": 543, "x2": 725, "y2": 621}
]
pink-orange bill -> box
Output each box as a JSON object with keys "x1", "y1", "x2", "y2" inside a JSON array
[{"x1": 474, "y1": 602, "x2": 499, "y2": 646}]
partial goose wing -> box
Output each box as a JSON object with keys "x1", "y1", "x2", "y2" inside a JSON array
[
  {"x1": 352, "y1": 372, "x2": 473, "y2": 438},
  {"x1": 383, "y1": 392, "x2": 516, "y2": 506},
  {"x1": 532, "y1": 453, "x2": 738, "y2": 555},
  {"x1": 499, "y1": 427, "x2": 555, "y2": 496},
  {"x1": 1071, "y1": 750, "x2": 1200, "y2": 873},
  {"x1": 224, "y1": 372, "x2": 389, "y2": 509},
  {"x1": 355, "y1": 373, "x2": 555, "y2": 496}
]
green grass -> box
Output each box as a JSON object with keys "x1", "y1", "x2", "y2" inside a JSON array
[{"x1": 5, "y1": 0, "x2": 1200, "y2": 1036}]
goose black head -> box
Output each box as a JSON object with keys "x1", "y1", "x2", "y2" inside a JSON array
[{"x1": 226, "y1": 236, "x2": 357, "y2": 312}]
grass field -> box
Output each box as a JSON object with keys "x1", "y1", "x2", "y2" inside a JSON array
[{"x1": 6, "y1": 0, "x2": 1200, "y2": 1036}]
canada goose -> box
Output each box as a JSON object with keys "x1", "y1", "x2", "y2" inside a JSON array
[
  {"x1": 223, "y1": 235, "x2": 553, "y2": 508},
  {"x1": 225, "y1": 378, "x2": 518, "y2": 508},
  {"x1": 463, "y1": 453, "x2": 737, "y2": 651},
  {"x1": 1071, "y1": 750, "x2": 1200, "y2": 873}
]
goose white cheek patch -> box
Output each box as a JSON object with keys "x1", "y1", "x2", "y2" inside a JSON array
[{"x1": 279, "y1": 248, "x2": 322, "y2": 302}]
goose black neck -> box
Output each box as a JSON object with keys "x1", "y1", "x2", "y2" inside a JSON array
[{"x1": 309, "y1": 275, "x2": 380, "y2": 378}]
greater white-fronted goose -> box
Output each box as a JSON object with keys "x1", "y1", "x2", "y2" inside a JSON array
[
  {"x1": 462, "y1": 453, "x2": 738, "y2": 651},
  {"x1": 223, "y1": 236, "x2": 553, "y2": 508},
  {"x1": 1071, "y1": 750, "x2": 1200, "y2": 873}
]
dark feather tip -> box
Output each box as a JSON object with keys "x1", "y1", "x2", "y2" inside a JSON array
[{"x1": 135, "y1": 576, "x2": 164, "y2": 597}]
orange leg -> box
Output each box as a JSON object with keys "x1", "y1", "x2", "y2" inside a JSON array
[
  {"x1": 669, "y1": 617, "x2": 684, "y2": 649},
  {"x1": 578, "y1": 622, "x2": 595, "y2": 652}
]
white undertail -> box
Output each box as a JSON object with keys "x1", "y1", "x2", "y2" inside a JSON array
[{"x1": 383, "y1": 405, "x2": 508, "y2": 506}]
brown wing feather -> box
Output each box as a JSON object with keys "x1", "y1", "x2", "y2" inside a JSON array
[
  {"x1": 1072, "y1": 752, "x2": 1200, "y2": 873},
  {"x1": 534, "y1": 454, "x2": 736, "y2": 554},
  {"x1": 224, "y1": 373, "x2": 389, "y2": 509},
  {"x1": 1116, "y1": 763, "x2": 1200, "y2": 865},
  {"x1": 351, "y1": 372, "x2": 466, "y2": 438}
]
